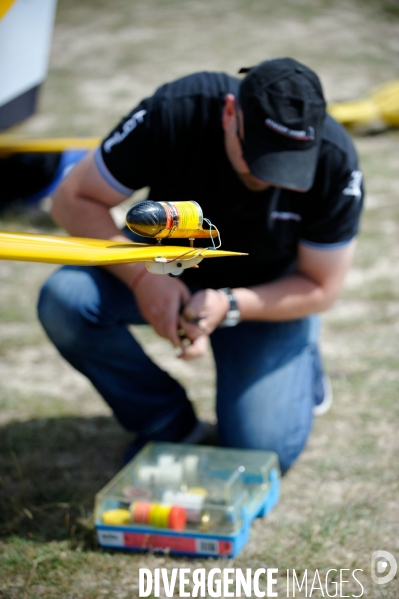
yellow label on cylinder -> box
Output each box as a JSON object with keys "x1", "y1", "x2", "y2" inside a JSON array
[
  {"x1": 158, "y1": 201, "x2": 204, "y2": 238},
  {"x1": 172, "y1": 201, "x2": 202, "y2": 230}
]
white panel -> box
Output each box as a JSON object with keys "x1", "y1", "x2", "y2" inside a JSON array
[
  {"x1": 97, "y1": 529, "x2": 125, "y2": 548},
  {"x1": 0, "y1": 0, "x2": 58, "y2": 106}
]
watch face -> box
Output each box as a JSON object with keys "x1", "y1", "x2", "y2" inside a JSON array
[
  {"x1": 222, "y1": 309, "x2": 241, "y2": 327},
  {"x1": 227, "y1": 309, "x2": 241, "y2": 319}
]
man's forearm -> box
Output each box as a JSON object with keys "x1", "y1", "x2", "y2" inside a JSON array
[
  {"x1": 233, "y1": 273, "x2": 338, "y2": 322},
  {"x1": 51, "y1": 186, "x2": 144, "y2": 288}
]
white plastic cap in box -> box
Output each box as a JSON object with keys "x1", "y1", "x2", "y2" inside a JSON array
[{"x1": 162, "y1": 490, "x2": 205, "y2": 522}]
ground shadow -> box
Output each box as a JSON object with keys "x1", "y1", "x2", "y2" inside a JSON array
[{"x1": 0, "y1": 415, "x2": 131, "y2": 549}]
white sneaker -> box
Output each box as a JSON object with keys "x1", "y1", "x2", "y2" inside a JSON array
[{"x1": 313, "y1": 375, "x2": 333, "y2": 416}]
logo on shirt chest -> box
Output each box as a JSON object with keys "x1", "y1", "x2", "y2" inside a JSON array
[{"x1": 270, "y1": 211, "x2": 302, "y2": 222}]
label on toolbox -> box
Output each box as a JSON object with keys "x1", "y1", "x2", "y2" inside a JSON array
[
  {"x1": 98, "y1": 529, "x2": 232, "y2": 555},
  {"x1": 97, "y1": 530, "x2": 125, "y2": 547}
]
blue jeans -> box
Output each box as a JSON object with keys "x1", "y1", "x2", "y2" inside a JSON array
[{"x1": 37, "y1": 265, "x2": 322, "y2": 473}]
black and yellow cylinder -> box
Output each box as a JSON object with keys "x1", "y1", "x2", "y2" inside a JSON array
[{"x1": 126, "y1": 201, "x2": 217, "y2": 239}]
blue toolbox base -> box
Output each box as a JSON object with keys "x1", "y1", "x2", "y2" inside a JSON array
[{"x1": 95, "y1": 442, "x2": 280, "y2": 557}]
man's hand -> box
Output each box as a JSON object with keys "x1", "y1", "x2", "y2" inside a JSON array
[
  {"x1": 173, "y1": 289, "x2": 230, "y2": 361},
  {"x1": 177, "y1": 333, "x2": 209, "y2": 361},
  {"x1": 134, "y1": 272, "x2": 191, "y2": 348},
  {"x1": 179, "y1": 288, "x2": 230, "y2": 339}
]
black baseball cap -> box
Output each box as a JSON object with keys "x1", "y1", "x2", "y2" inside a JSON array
[{"x1": 238, "y1": 57, "x2": 326, "y2": 192}]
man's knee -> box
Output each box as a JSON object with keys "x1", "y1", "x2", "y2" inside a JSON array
[
  {"x1": 219, "y1": 427, "x2": 305, "y2": 475},
  {"x1": 37, "y1": 269, "x2": 96, "y2": 350}
]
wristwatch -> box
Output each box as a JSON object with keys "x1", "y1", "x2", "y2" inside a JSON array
[{"x1": 218, "y1": 287, "x2": 241, "y2": 327}]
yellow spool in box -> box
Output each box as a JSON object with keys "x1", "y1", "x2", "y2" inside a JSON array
[
  {"x1": 149, "y1": 504, "x2": 171, "y2": 528},
  {"x1": 102, "y1": 508, "x2": 131, "y2": 526}
]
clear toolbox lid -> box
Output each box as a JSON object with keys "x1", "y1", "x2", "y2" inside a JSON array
[{"x1": 95, "y1": 443, "x2": 279, "y2": 536}]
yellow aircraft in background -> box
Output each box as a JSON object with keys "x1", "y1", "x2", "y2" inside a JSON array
[{"x1": 1, "y1": 78, "x2": 398, "y2": 158}]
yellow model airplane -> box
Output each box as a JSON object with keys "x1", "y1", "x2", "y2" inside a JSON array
[
  {"x1": 0, "y1": 201, "x2": 246, "y2": 276},
  {"x1": 0, "y1": 231, "x2": 244, "y2": 276}
]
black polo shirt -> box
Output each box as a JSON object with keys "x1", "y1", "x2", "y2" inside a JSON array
[{"x1": 95, "y1": 71, "x2": 364, "y2": 289}]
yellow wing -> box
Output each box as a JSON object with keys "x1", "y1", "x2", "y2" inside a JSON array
[
  {"x1": 0, "y1": 135, "x2": 100, "y2": 156},
  {"x1": 0, "y1": 231, "x2": 245, "y2": 272}
]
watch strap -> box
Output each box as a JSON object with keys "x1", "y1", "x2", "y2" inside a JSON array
[{"x1": 218, "y1": 287, "x2": 241, "y2": 327}]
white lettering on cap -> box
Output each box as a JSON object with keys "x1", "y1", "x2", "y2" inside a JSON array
[{"x1": 265, "y1": 118, "x2": 315, "y2": 141}]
